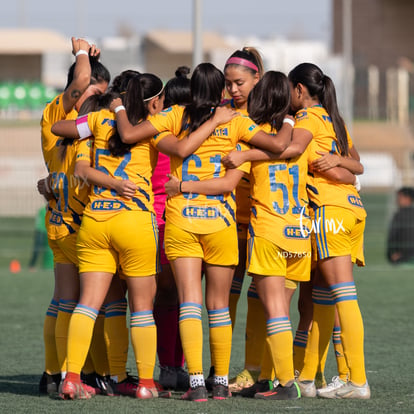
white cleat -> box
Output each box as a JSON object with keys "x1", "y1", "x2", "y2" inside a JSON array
[{"x1": 317, "y1": 376, "x2": 347, "y2": 398}]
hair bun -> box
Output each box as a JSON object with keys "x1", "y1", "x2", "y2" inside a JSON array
[{"x1": 175, "y1": 66, "x2": 190, "y2": 78}]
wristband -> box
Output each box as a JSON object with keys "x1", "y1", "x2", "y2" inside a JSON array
[
  {"x1": 354, "y1": 175, "x2": 361, "y2": 192},
  {"x1": 76, "y1": 115, "x2": 92, "y2": 140},
  {"x1": 179, "y1": 181, "x2": 183, "y2": 193},
  {"x1": 75, "y1": 50, "x2": 89, "y2": 57},
  {"x1": 283, "y1": 118, "x2": 295, "y2": 127},
  {"x1": 114, "y1": 105, "x2": 126, "y2": 114}
]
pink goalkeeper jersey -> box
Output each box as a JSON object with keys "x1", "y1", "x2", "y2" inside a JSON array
[{"x1": 151, "y1": 151, "x2": 170, "y2": 223}]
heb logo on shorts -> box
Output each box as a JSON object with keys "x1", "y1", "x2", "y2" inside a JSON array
[
  {"x1": 284, "y1": 225, "x2": 310, "y2": 239},
  {"x1": 91, "y1": 200, "x2": 126, "y2": 211},
  {"x1": 50, "y1": 210, "x2": 63, "y2": 225},
  {"x1": 347, "y1": 195, "x2": 364, "y2": 208},
  {"x1": 182, "y1": 206, "x2": 219, "y2": 219}
]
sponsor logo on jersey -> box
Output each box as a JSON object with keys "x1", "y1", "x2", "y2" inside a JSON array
[
  {"x1": 50, "y1": 210, "x2": 63, "y2": 225},
  {"x1": 212, "y1": 127, "x2": 229, "y2": 137},
  {"x1": 296, "y1": 110, "x2": 308, "y2": 120},
  {"x1": 347, "y1": 195, "x2": 364, "y2": 208},
  {"x1": 101, "y1": 118, "x2": 116, "y2": 127},
  {"x1": 91, "y1": 200, "x2": 126, "y2": 211},
  {"x1": 182, "y1": 206, "x2": 220, "y2": 219}
]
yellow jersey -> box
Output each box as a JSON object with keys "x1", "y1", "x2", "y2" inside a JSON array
[
  {"x1": 295, "y1": 105, "x2": 366, "y2": 220},
  {"x1": 41, "y1": 93, "x2": 90, "y2": 240},
  {"x1": 77, "y1": 109, "x2": 157, "y2": 221},
  {"x1": 148, "y1": 105, "x2": 257, "y2": 234},
  {"x1": 249, "y1": 123, "x2": 311, "y2": 253}
]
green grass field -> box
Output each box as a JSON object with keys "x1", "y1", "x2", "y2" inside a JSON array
[{"x1": 0, "y1": 192, "x2": 413, "y2": 413}]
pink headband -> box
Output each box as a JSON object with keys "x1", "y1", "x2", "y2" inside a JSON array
[{"x1": 225, "y1": 57, "x2": 259, "y2": 72}]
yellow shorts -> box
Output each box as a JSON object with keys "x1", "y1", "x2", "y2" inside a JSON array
[
  {"x1": 247, "y1": 235, "x2": 311, "y2": 282},
  {"x1": 77, "y1": 211, "x2": 159, "y2": 277},
  {"x1": 285, "y1": 278, "x2": 298, "y2": 290},
  {"x1": 165, "y1": 221, "x2": 238, "y2": 266},
  {"x1": 314, "y1": 206, "x2": 365, "y2": 266},
  {"x1": 48, "y1": 232, "x2": 78, "y2": 266}
]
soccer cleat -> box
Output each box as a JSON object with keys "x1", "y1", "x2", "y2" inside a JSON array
[
  {"x1": 175, "y1": 367, "x2": 190, "y2": 391},
  {"x1": 181, "y1": 385, "x2": 209, "y2": 402},
  {"x1": 81, "y1": 372, "x2": 114, "y2": 396},
  {"x1": 229, "y1": 368, "x2": 259, "y2": 392},
  {"x1": 109, "y1": 374, "x2": 139, "y2": 396},
  {"x1": 212, "y1": 384, "x2": 231, "y2": 400},
  {"x1": 237, "y1": 379, "x2": 273, "y2": 398},
  {"x1": 204, "y1": 366, "x2": 215, "y2": 391},
  {"x1": 316, "y1": 376, "x2": 347, "y2": 398},
  {"x1": 332, "y1": 381, "x2": 371, "y2": 399},
  {"x1": 158, "y1": 366, "x2": 177, "y2": 390},
  {"x1": 254, "y1": 382, "x2": 301, "y2": 400},
  {"x1": 39, "y1": 372, "x2": 61, "y2": 395},
  {"x1": 59, "y1": 378, "x2": 93, "y2": 400},
  {"x1": 297, "y1": 379, "x2": 316, "y2": 397},
  {"x1": 136, "y1": 385, "x2": 158, "y2": 399}
]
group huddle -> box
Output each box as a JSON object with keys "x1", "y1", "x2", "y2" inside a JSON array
[{"x1": 37, "y1": 36, "x2": 370, "y2": 402}]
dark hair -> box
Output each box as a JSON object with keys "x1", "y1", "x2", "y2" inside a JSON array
[
  {"x1": 248, "y1": 71, "x2": 290, "y2": 132},
  {"x1": 65, "y1": 56, "x2": 111, "y2": 90},
  {"x1": 398, "y1": 187, "x2": 414, "y2": 201},
  {"x1": 163, "y1": 66, "x2": 191, "y2": 108},
  {"x1": 109, "y1": 69, "x2": 141, "y2": 94},
  {"x1": 288, "y1": 62, "x2": 349, "y2": 156},
  {"x1": 108, "y1": 72, "x2": 164, "y2": 156},
  {"x1": 224, "y1": 46, "x2": 264, "y2": 77},
  {"x1": 181, "y1": 63, "x2": 224, "y2": 135},
  {"x1": 78, "y1": 91, "x2": 118, "y2": 115}
]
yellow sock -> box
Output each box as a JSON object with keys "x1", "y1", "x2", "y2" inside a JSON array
[
  {"x1": 266, "y1": 317, "x2": 294, "y2": 386},
  {"x1": 105, "y1": 299, "x2": 129, "y2": 382},
  {"x1": 333, "y1": 325, "x2": 349, "y2": 381},
  {"x1": 43, "y1": 300, "x2": 60, "y2": 374},
  {"x1": 293, "y1": 330, "x2": 308, "y2": 373},
  {"x1": 55, "y1": 300, "x2": 77, "y2": 374},
  {"x1": 245, "y1": 281, "x2": 266, "y2": 369},
  {"x1": 179, "y1": 302, "x2": 203, "y2": 375},
  {"x1": 130, "y1": 310, "x2": 156, "y2": 380},
  {"x1": 300, "y1": 287, "x2": 335, "y2": 382},
  {"x1": 258, "y1": 341, "x2": 274, "y2": 381},
  {"x1": 332, "y1": 282, "x2": 366, "y2": 385},
  {"x1": 208, "y1": 308, "x2": 232, "y2": 378},
  {"x1": 229, "y1": 276, "x2": 243, "y2": 328},
  {"x1": 67, "y1": 305, "x2": 98, "y2": 374},
  {"x1": 89, "y1": 309, "x2": 109, "y2": 376}
]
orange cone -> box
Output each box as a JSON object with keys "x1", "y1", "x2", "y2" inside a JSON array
[{"x1": 9, "y1": 259, "x2": 21, "y2": 274}]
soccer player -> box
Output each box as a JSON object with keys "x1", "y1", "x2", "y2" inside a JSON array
[
  {"x1": 275, "y1": 62, "x2": 369, "y2": 399},
  {"x1": 39, "y1": 37, "x2": 110, "y2": 395},
  {"x1": 51, "y1": 73, "x2": 164, "y2": 400}
]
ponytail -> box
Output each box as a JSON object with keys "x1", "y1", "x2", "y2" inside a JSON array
[{"x1": 288, "y1": 63, "x2": 349, "y2": 156}]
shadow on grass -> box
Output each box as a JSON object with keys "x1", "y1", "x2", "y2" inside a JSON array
[{"x1": 0, "y1": 374, "x2": 44, "y2": 396}]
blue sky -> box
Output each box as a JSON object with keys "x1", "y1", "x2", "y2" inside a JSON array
[{"x1": 1, "y1": 0, "x2": 331, "y2": 43}]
